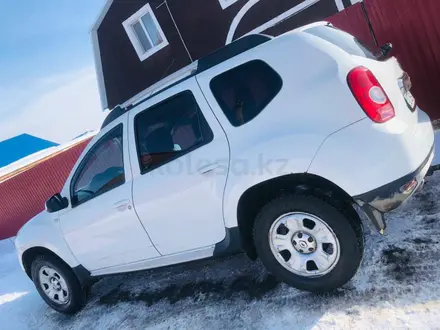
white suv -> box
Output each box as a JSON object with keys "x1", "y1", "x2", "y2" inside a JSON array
[{"x1": 15, "y1": 22, "x2": 434, "y2": 313}]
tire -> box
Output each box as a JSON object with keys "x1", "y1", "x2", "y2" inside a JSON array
[
  {"x1": 31, "y1": 255, "x2": 87, "y2": 314},
  {"x1": 253, "y1": 194, "x2": 363, "y2": 292}
]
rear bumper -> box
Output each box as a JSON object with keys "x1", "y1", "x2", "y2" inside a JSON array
[{"x1": 354, "y1": 144, "x2": 434, "y2": 231}]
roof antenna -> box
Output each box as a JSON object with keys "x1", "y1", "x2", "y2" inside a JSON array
[{"x1": 158, "y1": 59, "x2": 176, "y2": 89}]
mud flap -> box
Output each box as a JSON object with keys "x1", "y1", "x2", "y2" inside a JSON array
[{"x1": 358, "y1": 201, "x2": 386, "y2": 233}]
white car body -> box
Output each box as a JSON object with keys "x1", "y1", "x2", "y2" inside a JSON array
[{"x1": 16, "y1": 22, "x2": 434, "y2": 283}]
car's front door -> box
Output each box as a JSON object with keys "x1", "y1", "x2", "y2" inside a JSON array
[
  {"x1": 59, "y1": 117, "x2": 159, "y2": 271},
  {"x1": 128, "y1": 78, "x2": 230, "y2": 255}
]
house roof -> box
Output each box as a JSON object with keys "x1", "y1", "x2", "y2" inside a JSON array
[
  {"x1": 0, "y1": 132, "x2": 96, "y2": 183},
  {"x1": 0, "y1": 134, "x2": 58, "y2": 168}
]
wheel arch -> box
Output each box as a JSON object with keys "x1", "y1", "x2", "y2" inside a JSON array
[
  {"x1": 21, "y1": 247, "x2": 91, "y2": 286},
  {"x1": 22, "y1": 246, "x2": 67, "y2": 278},
  {"x1": 236, "y1": 173, "x2": 361, "y2": 259}
]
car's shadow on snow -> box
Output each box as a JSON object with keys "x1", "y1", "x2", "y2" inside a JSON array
[{"x1": 47, "y1": 170, "x2": 440, "y2": 329}]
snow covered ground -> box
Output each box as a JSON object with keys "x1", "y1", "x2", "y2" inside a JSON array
[
  {"x1": 1, "y1": 132, "x2": 440, "y2": 329},
  {"x1": 2, "y1": 169, "x2": 440, "y2": 329}
]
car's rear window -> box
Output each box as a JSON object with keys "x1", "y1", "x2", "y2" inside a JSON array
[
  {"x1": 305, "y1": 25, "x2": 379, "y2": 60},
  {"x1": 210, "y1": 60, "x2": 282, "y2": 127}
]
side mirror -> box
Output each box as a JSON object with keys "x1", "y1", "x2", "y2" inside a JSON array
[{"x1": 46, "y1": 193, "x2": 69, "y2": 213}]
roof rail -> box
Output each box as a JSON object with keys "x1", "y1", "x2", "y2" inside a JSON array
[
  {"x1": 101, "y1": 34, "x2": 272, "y2": 129},
  {"x1": 196, "y1": 34, "x2": 271, "y2": 74},
  {"x1": 100, "y1": 105, "x2": 126, "y2": 129},
  {"x1": 121, "y1": 61, "x2": 199, "y2": 110}
]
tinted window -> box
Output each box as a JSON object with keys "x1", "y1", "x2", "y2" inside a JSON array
[
  {"x1": 135, "y1": 91, "x2": 213, "y2": 173},
  {"x1": 210, "y1": 60, "x2": 282, "y2": 127},
  {"x1": 305, "y1": 25, "x2": 378, "y2": 60},
  {"x1": 71, "y1": 125, "x2": 125, "y2": 206}
]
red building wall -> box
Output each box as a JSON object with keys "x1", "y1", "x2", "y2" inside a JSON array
[
  {"x1": 328, "y1": 0, "x2": 440, "y2": 120},
  {"x1": 326, "y1": 3, "x2": 374, "y2": 48},
  {"x1": 0, "y1": 139, "x2": 91, "y2": 240},
  {"x1": 363, "y1": 0, "x2": 440, "y2": 120}
]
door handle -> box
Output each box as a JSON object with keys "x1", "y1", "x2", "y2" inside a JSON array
[
  {"x1": 114, "y1": 199, "x2": 130, "y2": 212},
  {"x1": 197, "y1": 163, "x2": 220, "y2": 174}
]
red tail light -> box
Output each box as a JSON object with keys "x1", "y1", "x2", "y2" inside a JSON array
[{"x1": 347, "y1": 66, "x2": 395, "y2": 123}]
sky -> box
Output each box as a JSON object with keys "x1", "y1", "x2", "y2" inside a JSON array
[{"x1": 0, "y1": 0, "x2": 108, "y2": 144}]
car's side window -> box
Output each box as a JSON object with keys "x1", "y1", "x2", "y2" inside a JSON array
[
  {"x1": 70, "y1": 125, "x2": 125, "y2": 206},
  {"x1": 135, "y1": 91, "x2": 214, "y2": 174},
  {"x1": 210, "y1": 60, "x2": 283, "y2": 127}
]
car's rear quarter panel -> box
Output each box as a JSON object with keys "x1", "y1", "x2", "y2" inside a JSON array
[
  {"x1": 306, "y1": 27, "x2": 435, "y2": 197},
  {"x1": 197, "y1": 31, "x2": 366, "y2": 228},
  {"x1": 308, "y1": 108, "x2": 434, "y2": 197}
]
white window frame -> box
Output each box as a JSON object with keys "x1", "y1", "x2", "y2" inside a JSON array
[
  {"x1": 122, "y1": 3, "x2": 169, "y2": 61},
  {"x1": 219, "y1": 0, "x2": 240, "y2": 10}
]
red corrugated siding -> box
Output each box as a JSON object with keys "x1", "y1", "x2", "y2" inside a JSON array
[
  {"x1": 0, "y1": 139, "x2": 91, "y2": 240},
  {"x1": 363, "y1": 0, "x2": 440, "y2": 119},
  {"x1": 327, "y1": 0, "x2": 440, "y2": 120}
]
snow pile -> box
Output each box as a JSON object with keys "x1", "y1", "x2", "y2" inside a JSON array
[{"x1": 0, "y1": 241, "x2": 44, "y2": 329}]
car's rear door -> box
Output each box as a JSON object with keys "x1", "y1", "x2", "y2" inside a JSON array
[{"x1": 128, "y1": 77, "x2": 230, "y2": 256}]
